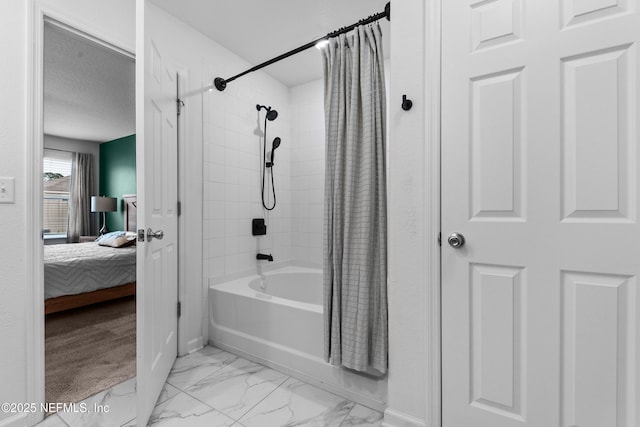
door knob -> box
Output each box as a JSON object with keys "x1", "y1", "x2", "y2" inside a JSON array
[
  {"x1": 447, "y1": 232, "x2": 465, "y2": 248},
  {"x1": 147, "y1": 228, "x2": 164, "y2": 241}
]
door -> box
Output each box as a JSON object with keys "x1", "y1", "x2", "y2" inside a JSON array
[
  {"x1": 442, "y1": 1, "x2": 640, "y2": 426},
  {"x1": 136, "y1": 7, "x2": 179, "y2": 425}
]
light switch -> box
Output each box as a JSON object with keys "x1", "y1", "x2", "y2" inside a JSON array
[{"x1": 0, "y1": 177, "x2": 15, "y2": 204}]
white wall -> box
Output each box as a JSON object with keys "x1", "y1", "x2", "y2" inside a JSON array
[
  {"x1": 289, "y1": 80, "x2": 325, "y2": 267},
  {"x1": 385, "y1": 0, "x2": 433, "y2": 426},
  {"x1": 44, "y1": 134, "x2": 100, "y2": 159},
  {"x1": 38, "y1": 0, "x2": 135, "y2": 52},
  {"x1": 0, "y1": 1, "x2": 135, "y2": 425},
  {"x1": 0, "y1": 2, "x2": 29, "y2": 425}
]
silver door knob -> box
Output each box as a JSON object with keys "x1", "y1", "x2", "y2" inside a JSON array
[
  {"x1": 147, "y1": 228, "x2": 164, "y2": 241},
  {"x1": 447, "y1": 232, "x2": 465, "y2": 248}
]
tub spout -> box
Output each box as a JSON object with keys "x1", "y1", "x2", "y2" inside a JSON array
[{"x1": 256, "y1": 253, "x2": 273, "y2": 262}]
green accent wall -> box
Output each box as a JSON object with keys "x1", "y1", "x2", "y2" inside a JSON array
[{"x1": 99, "y1": 134, "x2": 136, "y2": 231}]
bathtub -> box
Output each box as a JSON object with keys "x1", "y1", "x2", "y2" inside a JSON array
[{"x1": 208, "y1": 265, "x2": 387, "y2": 411}]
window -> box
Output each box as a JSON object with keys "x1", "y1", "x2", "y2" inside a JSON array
[{"x1": 43, "y1": 149, "x2": 73, "y2": 237}]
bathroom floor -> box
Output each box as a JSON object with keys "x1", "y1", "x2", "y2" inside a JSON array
[{"x1": 37, "y1": 345, "x2": 383, "y2": 426}]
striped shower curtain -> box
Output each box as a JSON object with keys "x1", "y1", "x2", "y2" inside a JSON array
[{"x1": 322, "y1": 23, "x2": 388, "y2": 374}]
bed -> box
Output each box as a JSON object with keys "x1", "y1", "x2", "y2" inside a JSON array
[{"x1": 44, "y1": 195, "x2": 138, "y2": 314}]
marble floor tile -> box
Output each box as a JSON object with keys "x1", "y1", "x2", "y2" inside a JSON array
[
  {"x1": 238, "y1": 377, "x2": 355, "y2": 427},
  {"x1": 339, "y1": 404, "x2": 383, "y2": 427},
  {"x1": 157, "y1": 383, "x2": 182, "y2": 406},
  {"x1": 144, "y1": 391, "x2": 235, "y2": 427},
  {"x1": 36, "y1": 414, "x2": 68, "y2": 426},
  {"x1": 167, "y1": 347, "x2": 239, "y2": 391},
  {"x1": 57, "y1": 377, "x2": 136, "y2": 427},
  {"x1": 42, "y1": 346, "x2": 384, "y2": 427},
  {"x1": 184, "y1": 357, "x2": 289, "y2": 421}
]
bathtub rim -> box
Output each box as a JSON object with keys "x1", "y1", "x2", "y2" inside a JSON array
[
  {"x1": 208, "y1": 259, "x2": 321, "y2": 285},
  {"x1": 209, "y1": 265, "x2": 323, "y2": 314},
  {"x1": 248, "y1": 271, "x2": 323, "y2": 306}
]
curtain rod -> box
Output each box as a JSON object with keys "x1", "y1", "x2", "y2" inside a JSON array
[{"x1": 213, "y1": 2, "x2": 390, "y2": 91}]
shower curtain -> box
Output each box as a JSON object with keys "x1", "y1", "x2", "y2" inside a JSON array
[
  {"x1": 322, "y1": 23, "x2": 387, "y2": 374},
  {"x1": 67, "y1": 152, "x2": 93, "y2": 243}
]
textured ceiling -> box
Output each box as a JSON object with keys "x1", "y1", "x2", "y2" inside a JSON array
[
  {"x1": 150, "y1": 0, "x2": 390, "y2": 88},
  {"x1": 44, "y1": 22, "x2": 135, "y2": 143}
]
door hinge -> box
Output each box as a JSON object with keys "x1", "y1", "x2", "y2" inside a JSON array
[
  {"x1": 177, "y1": 201, "x2": 182, "y2": 216},
  {"x1": 177, "y1": 301, "x2": 181, "y2": 318},
  {"x1": 438, "y1": 232, "x2": 441, "y2": 246},
  {"x1": 177, "y1": 98, "x2": 185, "y2": 116}
]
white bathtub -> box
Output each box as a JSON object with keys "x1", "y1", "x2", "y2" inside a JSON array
[
  {"x1": 248, "y1": 271, "x2": 323, "y2": 305},
  {"x1": 208, "y1": 265, "x2": 387, "y2": 411}
]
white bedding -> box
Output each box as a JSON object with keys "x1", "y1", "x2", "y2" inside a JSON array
[{"x1": 44, "y1": 242, "x2": 136, "y2": 299}]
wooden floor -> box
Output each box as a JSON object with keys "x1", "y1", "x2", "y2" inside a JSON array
[{"x1": 45, "y1": 296, "x2": 136, "y2": 406}]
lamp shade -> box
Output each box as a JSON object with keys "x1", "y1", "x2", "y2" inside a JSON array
[{"x1": 91, "y1": 196, "x2": 117, "y2": 213}]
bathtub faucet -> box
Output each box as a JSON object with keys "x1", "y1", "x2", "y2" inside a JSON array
[{"x1": 256, "y1": 253, "x2": 274, "y2": 262}]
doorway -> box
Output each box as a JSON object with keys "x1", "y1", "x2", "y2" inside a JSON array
[
  {"x1": 27, "y1": 4, "x2": 187, "y2": 426},
  {"x1": 40, "y1": 16, "x2": 137, "y2": 422}
]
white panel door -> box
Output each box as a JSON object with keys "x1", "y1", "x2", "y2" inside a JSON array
[
  {"x1": 442, "y1": 1, "x2": 640, "y2": 426},
  {"x1": 136, "y1": 2, "x2": 179, "y2": 424}
]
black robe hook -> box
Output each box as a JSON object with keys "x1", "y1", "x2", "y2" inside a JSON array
[{"x1": 402, "y1": 95, "x2": 413, "y2": 111}]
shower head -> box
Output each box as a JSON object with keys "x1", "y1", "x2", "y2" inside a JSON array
[
  {"x1": 256, "y1": 104, "x2": 278, "y2": 121},
  {"x1": 267, "y1": 137, "x2": 281, "y2": 168}
]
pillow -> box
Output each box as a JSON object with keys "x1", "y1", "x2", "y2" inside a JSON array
[
  {"x1": 96, "y1": 231, "x2": 136, "y2": 248},
  {"x1": 95, "y1": 230, "x2": 124, "y2": 242}
]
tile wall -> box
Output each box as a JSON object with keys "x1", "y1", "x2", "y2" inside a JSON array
[
  {"x1": 202, "y1": 67, "x2": 292, "y2": 281},
  {"x1": 203, "y1": 61, "x2": 387, "y2": 278},
  {"x1": 290, "y1": 79, "x2": 326, "y2": 267}
]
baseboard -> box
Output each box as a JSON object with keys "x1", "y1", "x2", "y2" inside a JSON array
[
  {"x1": 209, "y1": 339, "x2": 386, "y2": 413},
  {"x1": 0, "y1": 413, "x2": 29, "y2": 427},
  {"x1": 382, "y1": 408, "x2": 426, "y2": 427},
  {"x1": 186, "y1": 337, "x2": 203, "y2": 355}
]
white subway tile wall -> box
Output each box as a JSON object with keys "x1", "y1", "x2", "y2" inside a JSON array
[
  {"x1": 203, "y1": 61, "x2": 388, "y2": 280},
  {"x1": 202, "y1": 66, "x2": 293, "y2": 281},
  {"x1": 290, "y1": 80, "x2": 326, "y2": 267}
]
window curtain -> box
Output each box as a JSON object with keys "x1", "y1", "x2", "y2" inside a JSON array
[
  {"x1": 67, "y1": 152, "x2": 93, "y2": 243},
  {"x1": 322, "y1": 23, "x2": 388, "y2": 374}
]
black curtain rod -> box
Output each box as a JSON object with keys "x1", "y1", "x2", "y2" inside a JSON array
[{"x1": 213, "y1": 2, "x2": 390, "y2": 91}]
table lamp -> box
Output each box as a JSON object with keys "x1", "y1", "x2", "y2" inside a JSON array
[{"x1": 91, "y1": 196, "x2": 117, "y2": 235}]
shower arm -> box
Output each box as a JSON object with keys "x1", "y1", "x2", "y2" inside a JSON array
[{"x1": 213, "y1": 2, "x2": 390, "y2": 91}]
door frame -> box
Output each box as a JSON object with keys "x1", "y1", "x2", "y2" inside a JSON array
[
  {"x1": 26, "y1": 4, "x2": 166, "y2": 426},
  {"x1": 424, "y1": 0, "x2": 442, "y2": 426}
]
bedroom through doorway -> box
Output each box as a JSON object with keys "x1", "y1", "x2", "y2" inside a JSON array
[{"x1": 42, "y1": 19, "x2": 137, "y2": 409}]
